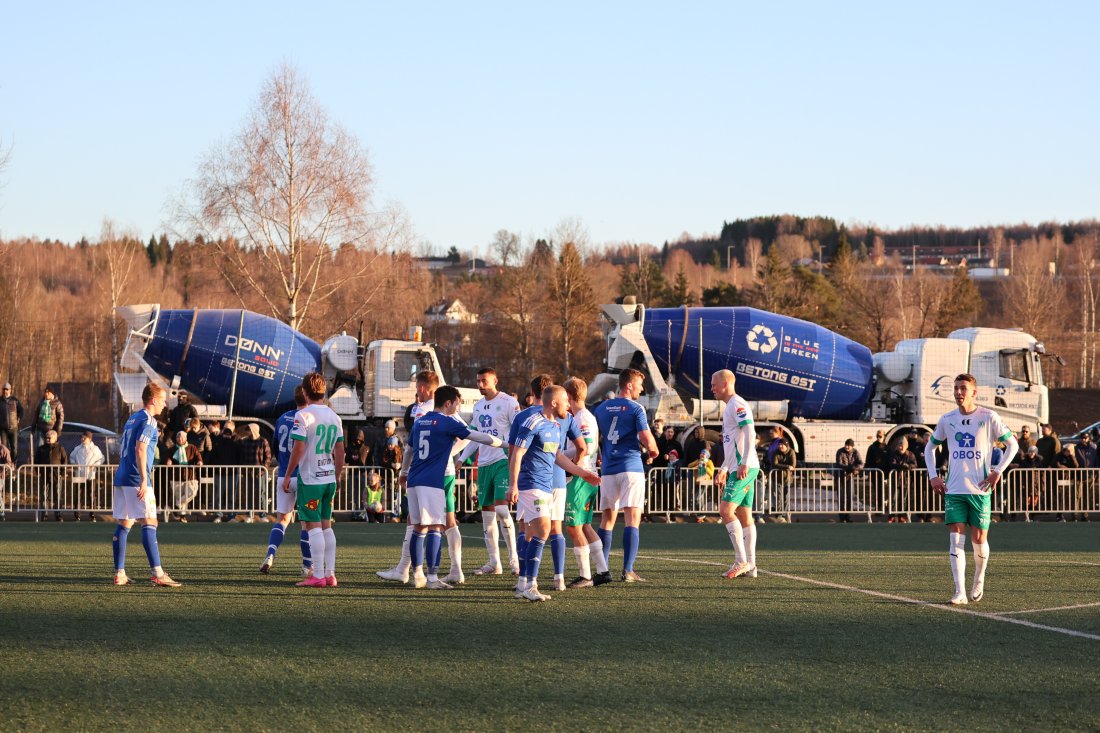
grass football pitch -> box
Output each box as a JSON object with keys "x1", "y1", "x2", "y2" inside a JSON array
[{"x1": 1, "y1": 521, "x2": 1097, "y2": 732}]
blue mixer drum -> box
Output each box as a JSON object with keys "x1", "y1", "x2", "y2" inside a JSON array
[{"x1": 641, "y1": 306, "x2": 874, "y2": 421}]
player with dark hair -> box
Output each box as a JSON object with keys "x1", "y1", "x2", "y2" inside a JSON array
[
  {"x1": 260, "y1": 384, "x2": 312, "y2": 576},
  {"x1": 927, "y1": 373, "x2": 1018, "y2": 605},
  {"x1": 400, "y1": 385, "x2": 503, "y2": 589}
]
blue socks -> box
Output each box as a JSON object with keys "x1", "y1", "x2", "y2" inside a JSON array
[
  {"x1": 112, "y1": 525, "x2": 130, "y2": 571},
  {"x1": 622, "y1": 526, "x2": 640, "y2": 572},
  {"x1": 517, "y1": 532, "x2": 528, "y2": 578},
  {"x1": 597, "y1": 527, "x2": 613, "y2": 566},
  {"x1": 266, "y1": 524, "x2": 285, "y2": 556},
  {"x1": 433, "y1": 530, "x2": 443, "y2": 570},
  {"x1": 425, "y1": 530, "x2": 442, "y2": 575},
  {"x1": 526, "y1": 537, "x2": 546, "y2": 582},
  {"x1": 300, "y1": 529, "x2": 313, "y2": 569},
  {"x1": 410, "y1": 531, "x2": 426, "y2": 570},
  {"x1": 141, "y1": 525, "x2": 161, "y2": 569},
  {"x1": 550, "y1": 533, "x2": 566, "y2": 576}
]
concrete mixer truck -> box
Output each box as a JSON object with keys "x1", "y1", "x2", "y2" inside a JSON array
[
  {"x1": 588, "y1": 299, "x2": 1053, "y2": 464},
  {"x1": 113, "y1": 304, "x2": 478, "y2": 428}
]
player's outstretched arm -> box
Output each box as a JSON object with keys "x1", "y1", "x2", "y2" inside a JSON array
[
  {"x1": 466, "y1": 431, "x2": 503, "y2": 449},
  {"x1": 555, "y1": 451, "x2": 601, "y2": 486}
]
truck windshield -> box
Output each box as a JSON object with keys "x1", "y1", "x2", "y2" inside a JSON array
[{"x1": 393, "y1": 350, "x2": 436, "y2": 382}]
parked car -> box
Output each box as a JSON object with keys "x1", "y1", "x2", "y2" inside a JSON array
[
  {"x1": 17, "y1": 422, "x2": 121, "y2": 466},
  {"x1": 1060, "y1": 420, "x2": 1100, "y2": 449}
]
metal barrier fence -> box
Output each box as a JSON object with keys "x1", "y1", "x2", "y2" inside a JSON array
[{"x1": 2, "y1": 464, "x2": 1097, "y2": 521}]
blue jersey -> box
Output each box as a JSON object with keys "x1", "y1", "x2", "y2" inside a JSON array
[
  {"x1": 507, "y1": 405, "x2": 541, "y2": 447},
  {"x1": 274, "y1": 409, "x2": 299, "y2": 478},
  {"x1": 593, "y1": 397, "x2": 650, "y2": 474},
  {"x1": 551, "y1": 412, "x2": 582, "y2": 489},
  {"x1": 514, "y1": 411, "x2": 564, "y2": 492},
  {"x1": 407, "y1": 411, "x2": 471, "y2": 489},
  {"x1": 114, "y1": 408, "x2": 158, "y2": 487}
]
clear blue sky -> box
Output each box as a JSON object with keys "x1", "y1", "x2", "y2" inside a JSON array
[{"x1": 1, "y1": 1, "x2": 1097, "y2": 252}]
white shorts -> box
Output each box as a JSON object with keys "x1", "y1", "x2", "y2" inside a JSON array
[
  {"x1": 517, "y1": 489, "x2": 553, "y2": 522},
  {"x1": 599, "y1": 472, "x2": 646, "y2": 511},
  {"x1": 276, "y1": 475, "x2": 298, "y2": 516},
  {"x1": 409, "y1": 485, "x2": 447, "y2": 526},
  {"x1": 550, "y1": 487, "x2": 566, "y2": 521},
  {"x1": 112, "y1": 485, "x2": 157, "y2": 521}
]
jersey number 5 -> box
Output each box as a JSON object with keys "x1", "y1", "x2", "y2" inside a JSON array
[{"x1": 418, "y1": 431, "x2": 431, "y2": 459}]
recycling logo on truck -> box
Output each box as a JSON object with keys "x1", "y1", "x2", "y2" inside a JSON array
[{"x1": 746, "y1": 324, "x2": 778, "y2": 354}]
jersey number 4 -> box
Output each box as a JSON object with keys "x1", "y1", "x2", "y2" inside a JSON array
[{"x1": 608, "y1": 416, "x2": 621, "y2": 444}]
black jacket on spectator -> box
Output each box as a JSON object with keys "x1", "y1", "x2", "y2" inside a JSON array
[
  {"x1": 866, "y1": 440, "x2": 890, "y2": 472},
  {"x1": 654, "y1": 435, "x2": 680, "y2": 468},
  {"x1": 1036, "y1": 435, "x2": 1061, "y2": 467},
  {"x1": 889, "y1": 449, "x2": 918, "y2": 472},
  {"x1": 0, "y1": 395, "x2": 22, "y2": 431},
  {"x1": 35, "y1": 442, "x2": 68, "y2": 465},
  {"x1": 34, "y1": 397, "x2": 64, "y2": 434},
  {"x1": 209, "y1": 433, "x2": 240, "y2": 465},
  {"x1": 835, "y1": 448, "x2": 863, "y2": 474}
]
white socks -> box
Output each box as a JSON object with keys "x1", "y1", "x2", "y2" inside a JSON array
[
  {"x1": 495, "y1": 505, "x2": 517, "y2": 565},
  {"x1": 726, "y1": 520, "x2": 746, "y2": 564},
  {"x1": 588, "y1": 538, "x2": 609, "y2": 574},
  {"x1": 745, "y1": 522, "x2": 758, "y2": 567},
  {"x1": 309, "y1": 527, "x2": 326, "y2": 580},
  {"x1": 482, "y1": 510, "x2": 500, "y2": 566},
  {"x1": 323, "y1": 527, "x2": 336, "y2": 578},
  {"x1": 574, "y1": 545, "x2": 592, "y2": 579},
  {"x1": 972, "y1": 540, "x2": 989, "y2": 588},
  {"x1": 397, "y1": 525, "x2": 414, "y2": 572},
  {"x1": 446, "y1": 526, "x2": 462, "y2": 573},
  {"x1": 949, "y1": 533, "x2": 967, "y2": 595}
]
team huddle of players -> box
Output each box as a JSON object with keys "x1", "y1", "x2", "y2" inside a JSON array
[{"x1": 109, "y1": 367, "x2": 1013, "y2": 606}]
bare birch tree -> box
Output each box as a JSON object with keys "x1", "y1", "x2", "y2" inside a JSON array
[
  {"x1": 90, "y1": 220, "x2": 142, "y2": 428},
  {"x1": 181, "y1": 63, "x2": 382, "y2": 331}
]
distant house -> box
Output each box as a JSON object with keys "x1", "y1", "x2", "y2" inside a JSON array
[{"x1": 425, "y1": 298, "x2": 478, "y2": 326}]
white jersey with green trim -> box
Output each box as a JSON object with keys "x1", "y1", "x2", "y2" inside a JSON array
[
  {"x1": 931, "y1": 406, "x2": 1013, "y2": 495},
  {"x1": 564, "y1": 407, "x2": 598, "y2": 471},
  {"x1": 290, "y1": 403, "x2": 344, "y2": 485},
  {"x1": 721, "y1": 395, "x2": 759, "y2": 470},
  {"x1": 471, "y1": 392, "x2": 520, "y2": 466}
]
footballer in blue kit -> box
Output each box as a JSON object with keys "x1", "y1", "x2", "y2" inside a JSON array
[
  {"x1": 259, "y1": 385, "x2": 313, "y2": 576},
  {"x1": 400, "y1": 385, "x2": 503, "y2": 590},
  {"x1": 592, "y1": 368, "x2": 658, "y2": 583},
  {"x1": 507, "y1": 384, "x2": 600, "y2": 602},
  {"x1": 111, "y1": 382, "x2": 182, "y2": 587}
]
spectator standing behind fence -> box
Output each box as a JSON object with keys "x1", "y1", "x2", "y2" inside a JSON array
[
  {"x1": 33, "y1": 387, "x2": 64, "y2": 451},
  {"x1": 1036, "y1": 424, "x2": 1060, "y2": 467},
  {"x1": 238, "y1": 423, "x2": 272, "y2": 521},
  {"x1": 834, "y1": 439, "x2": 863, "y2": 523},
  {"x1": 0, "y1": 382, "x2": 23, "y2": 463},
  {"x1": 186, "y1": 418, "x2": 212, "y2": 457},
  {"x1": 1076, "y1": 433, "x2": 1097, "y2": 468},
  {"x1": 0, "y1": 441, "x2": 14, "y2": 510},
  {"x1": 764, "y1": 426, "x2": 784, "y2": 470},
  {"x1": 769, "y1": 439, "x2": 796, "y2": 518},
  {"x1": 34, "y1": 429, "x2": 69, "y2": 521},
  {"x1": 166, "y1": 430, "x2": 202, "y2": 522},
  {"x1": 866, "y1": 429, "x2": 889, "y2": 473},
  {"x1": 887, "y1": 437, "x2": 918, "y2": 523},
  {"x1": 168, "y1": 391, "x2": 198, "y2": 437},
  {"x1": 70, "y1": 431, "x2": 105, "y2": 522},
  {"x1": 346, "y1": 428, "x2": 371, "y2": 516},
  {"x1": 1017, "y1": 425, "x2": 1037, "y2": 452},
  {"x1": 1053, "y1": 444, "x2": 1079, "y2": 523},
  {"x1": 209, "y1": 420, "x2": 239, "y2": 523}
]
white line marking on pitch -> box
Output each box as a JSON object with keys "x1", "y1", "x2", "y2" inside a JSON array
[
  {"x1": 635, "y1": 553, "x2": 1100, "y2": 642},
  {"x1": 995, "y1": 601, "x2": 1100, "y2": 616}
]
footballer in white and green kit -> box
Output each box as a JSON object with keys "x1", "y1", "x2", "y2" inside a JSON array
[
  {"x1": 712, "y1": 369, "x2": 761, "y2": 580},
  {"x1": 463, "y1": 367, "x2": 521, "y2": 576},
  {"x1": 926, "y1": 373, "x2": 1018, "y2": 605},
  {"x1": 284, "y1": 373, "x2": 345, "y2": 588}
]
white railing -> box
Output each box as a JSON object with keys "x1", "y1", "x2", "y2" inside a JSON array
[{"x1": 3, "y1": 464, "x2": 1097, "y2": 522}]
